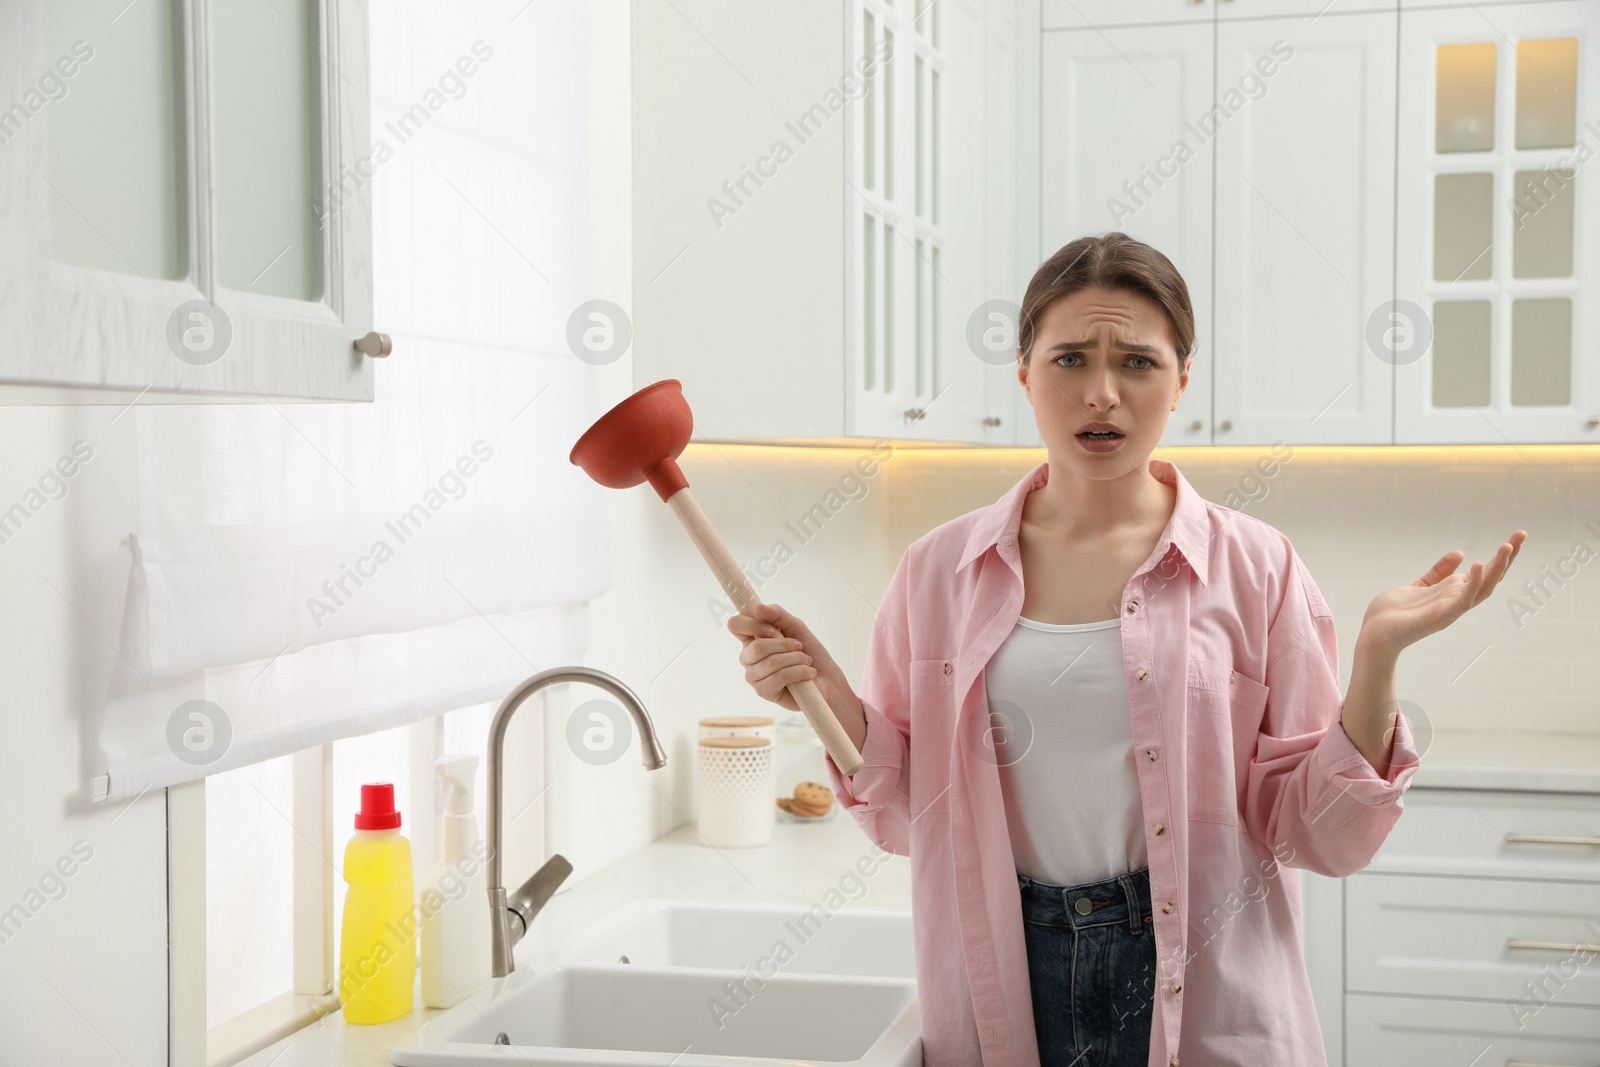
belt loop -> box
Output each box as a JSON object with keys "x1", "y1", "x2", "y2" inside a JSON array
[{"x1": 1120, "y1": 872, "x2": 1140, "y2": 933}]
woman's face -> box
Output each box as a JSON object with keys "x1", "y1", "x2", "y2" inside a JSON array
[{"x1": 1015, "y1": 286, "x2": 1189, "y2": 472}]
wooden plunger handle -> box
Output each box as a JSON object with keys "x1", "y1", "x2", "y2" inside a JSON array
[{"x1": 664, "y1": 487, "x2": 865, "y2": 777}]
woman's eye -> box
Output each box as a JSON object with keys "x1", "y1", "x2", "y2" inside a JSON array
[{"x1": 1052, "y1": 354, "x2": 1157, "y2": 370}]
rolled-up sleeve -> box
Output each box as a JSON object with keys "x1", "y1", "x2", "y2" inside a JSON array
[
  {"x1": 1243, "y1": 542, "x2": 1421, "y2": 879},
  {"x1": 823, "y1": 548, "x2": 914, "y2": 856}
]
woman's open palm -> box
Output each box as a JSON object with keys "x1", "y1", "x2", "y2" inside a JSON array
[{"x1": 1359, "y1": 530, "x2": 1527, "y2": 656}]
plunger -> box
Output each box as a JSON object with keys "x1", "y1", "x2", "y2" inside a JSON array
[{"x1": 570, "y1": 379, "x2": 865, "y2": 777}]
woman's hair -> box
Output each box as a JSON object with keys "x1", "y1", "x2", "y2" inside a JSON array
[{"x1": 1018, "y1": 232, "x2": 1195, "y2": 373}]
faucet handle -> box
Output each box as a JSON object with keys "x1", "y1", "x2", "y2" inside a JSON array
[{"x1": 506, "y1": 853, "x2": 574, "y2": 940}]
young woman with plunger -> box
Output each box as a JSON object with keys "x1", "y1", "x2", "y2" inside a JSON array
[{"x1": 728, "y1": 232, "x2": 1524, "y2": 1067}]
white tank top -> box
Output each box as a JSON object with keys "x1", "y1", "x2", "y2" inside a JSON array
[{"x1": 986, "y1": 615, "x2": 1148, "y2": 887}]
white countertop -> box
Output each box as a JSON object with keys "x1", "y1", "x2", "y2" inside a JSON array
[
  {"x1": 1412, "y1": 729, "x2": 1600, "y2": 793},
  {"x1": 239, "y1": 811, "x2": 911, "y2": 1067},
  {"x1": 238, "y1": 728, "x2": 1600, "y2": 1067}
]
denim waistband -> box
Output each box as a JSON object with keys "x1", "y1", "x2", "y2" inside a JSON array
[{"x1": 1017, "y1": 866, "x2": 1153, "y2": 934}]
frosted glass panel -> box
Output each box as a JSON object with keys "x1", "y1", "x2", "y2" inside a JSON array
[
  {"x1": 1515, "y1": 38, "x2": 1577, "y2": 149},
  {"x1": 1434, "y1": 173, "x2": 1493, "y2": 281},
  {"x1": 884, "y1": 225, "x2": 895, "y2": 391},
  {"x1": 1432, "y1": 301, "x2": 1491, "y2": 408},
  {"x1": 884, "y1": 31, "x2": 894, "y2": 200},
  {"x1": 1512, "y1": 169, "x2": 1574, "y2": 278},
  {"x1": 1511, "y1": 298, "x2": 1571, "y2": 406},
  {"x1": 864, "y1": 12, "x2": 876, "y2": 191},
  {"x1": 1436, "y1": 43, "x2": 1496, "y2": 152},
  {"x1": 214, "y1": 0, "x2": 321, "y2": 301},
  {"x1": 45, "y1": 0, "x2": 184, "y2": 279},
  {"x1": 864, "y1": 214, "x2": 875, "y2": 389}
]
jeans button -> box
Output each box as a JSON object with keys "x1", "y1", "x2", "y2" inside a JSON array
[{"x1": 1074, "y1": 897, "x2": 1093, "y2": 915}]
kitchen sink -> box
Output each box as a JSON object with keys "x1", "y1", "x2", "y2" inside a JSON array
[
  {"x1": 563, "y1": 898, "x2": 917, "y2": 979},
  {"x1": 390, "y1": 898, "x2": 921, "y2": 1066}
]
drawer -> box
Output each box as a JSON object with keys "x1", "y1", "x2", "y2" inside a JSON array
[
  {"x1": 1348, "y1": 873, "x2": 1600, "y2": 1006},
  {"x1": 1368, "y1": 788, "x2": 1600, "y2": 883},
  {"x1": 1347, "y1": 991, "x2": 1600, "y2": 1064}
]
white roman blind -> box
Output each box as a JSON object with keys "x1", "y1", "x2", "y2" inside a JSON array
[{"x1": 96, "y1": 2, "x2": 608, "y2": 801}]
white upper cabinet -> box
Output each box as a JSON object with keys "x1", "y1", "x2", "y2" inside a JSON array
[
  {"x1": 631, "y1": 0, "x2": 1016, "y2": 445},
  {"x1": 0, "y1": 0, "x2": 376, "y2": 403},
  {"x1": 1213, "y1": 11, "x2": 1396, "y2": 446},
  {"x1": 1035, "y1": 20, "x2": 1215, "y2": 450},
  {"x1": 1395, "y1": 0, "x2": 1600, "y2": 444}
]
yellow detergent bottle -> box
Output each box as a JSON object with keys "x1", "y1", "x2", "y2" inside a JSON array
[{"x1": 338, "y1": 782, "x2": 416, "y2": 1024}]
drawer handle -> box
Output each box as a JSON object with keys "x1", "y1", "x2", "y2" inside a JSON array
[
  {"x1": 1504, "y1": 833, "x2": 1600, "y2": 847},
  {"x1": 1507, "y1": 938, "x2": 1600, "y2": 953}
]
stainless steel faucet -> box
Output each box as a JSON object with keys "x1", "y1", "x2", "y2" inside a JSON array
[{"x1": 486, "y1": 666, "x2": 668, "y2": 977}]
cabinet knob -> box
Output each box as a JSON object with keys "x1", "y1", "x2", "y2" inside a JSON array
[
  {"x1": 903, "y1": 407, "x2": 925, "y2": 422},
  {"x1": 982, "y1": 416, "x2": 1002, "y2": 427},
  {"x1": 1219, "y1": 419, "x2": 1232, "y2": 432},
  {"x1": 1189, "y1": 419, "x2": 1202, "y2": 432},
  {"x1": 354, "y1": 331, "x2": 392, "y2": 358},
  {"x1": 1587, "y1": 415, "x2": 1599, "y2": 429}
]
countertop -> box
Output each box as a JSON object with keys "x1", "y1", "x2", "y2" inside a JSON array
[
  {"x1": 1411, "y1": 728, "x2": 1600, "y2": 793},
  {"x1": 238, "y1": 727, "x2": 1600, "y2": 1066},
  {"x1": 238, "y1": 810, "x2": 911, "y2": 1067}
]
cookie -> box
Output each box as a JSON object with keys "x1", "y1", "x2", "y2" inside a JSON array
[
  {"x1": 794, "y1": 781, "x2": 834, "y2": 807},
  {"x1": 788, "y1": 793, "x2": 830, "y2": 816}
]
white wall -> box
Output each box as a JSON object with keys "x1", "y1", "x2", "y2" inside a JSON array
[{"x1": 0, "y1": 411, "x2": 168, "y2": 1065}]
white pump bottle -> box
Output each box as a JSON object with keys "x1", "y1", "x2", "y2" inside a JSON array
[{"x1": 419, "y1": 753, "x2": 491, "y2": 1007}]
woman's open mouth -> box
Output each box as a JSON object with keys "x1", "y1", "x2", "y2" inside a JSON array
[{"x1": 1075, "y1": 430, "x2": 1125, "y2": 452}]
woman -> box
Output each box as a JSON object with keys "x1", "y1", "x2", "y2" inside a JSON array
[{"x1": 727, "y1": 232, "x2": 1524, "y2": 1067}]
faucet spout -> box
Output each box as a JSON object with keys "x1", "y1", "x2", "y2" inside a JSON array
[{"x1": 486, "y1": 666, "x2": 667, "y2": 977}]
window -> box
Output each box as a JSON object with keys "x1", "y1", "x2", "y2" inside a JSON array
[{"x1": 185, "y1": 697, "x2": 528, "y2": 1066}]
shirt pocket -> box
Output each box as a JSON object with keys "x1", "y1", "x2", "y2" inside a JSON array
[
  {"x1": 907, "y1": 657, "x2": 956, "y2": 814},
  {"x1": 1185, "y1": 657, "x2": 1271, "y2": 826}
]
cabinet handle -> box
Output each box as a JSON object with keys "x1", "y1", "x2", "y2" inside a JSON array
[
  {"x1": 903, "y1": 407, "x2": 925, "y2": 422},
  {"x1": 354, "y1": 331, "x2": 393, "y2": 358},
  {"x1": 1586, "y1": 415, "x2": 1598, "y2": 429},
  {"x1": 982, "y1": 416, "x2": 1001, "y2": 427},
  {"x1": 1189, "y1": 419, "x2": 1202, "y2": 432},
  {"x1": 1504, "y1": 832, "x2": 1600, "y2": 847},
  {"x1": 1218, "y1": 419, "x2": 1232, "y2": 432},
  {"x1": 1507, "y1": 938, "x2": 1600, "y2": 953}
]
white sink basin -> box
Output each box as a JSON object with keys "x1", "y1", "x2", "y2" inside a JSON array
[
  {"x1": 391, "y1": 898, "x2": 921, "y2": 1066},
  {"x1": 564, "y1": 898, "x2": 917, "y2": 979}
]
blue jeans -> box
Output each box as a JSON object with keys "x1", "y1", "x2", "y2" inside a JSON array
[{"x1": 1016, "y1": 866, "x2": 1157, "y2": 1067}]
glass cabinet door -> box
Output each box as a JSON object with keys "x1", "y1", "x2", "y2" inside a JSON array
[
  {"x1": 1395, "y1": 1, "x2": 1599, "y2": 444},
  {"x1": 0, "y1": 0, "x2": 375, "y2": 403}
]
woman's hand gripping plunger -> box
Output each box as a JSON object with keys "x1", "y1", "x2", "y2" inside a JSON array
[{"x1": 726, "y1": 603, "x2": 869, "y2": 759}]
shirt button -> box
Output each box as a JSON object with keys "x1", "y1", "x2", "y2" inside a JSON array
[
  {"x1": 1163, "y1": 902, "x2": 1174, "y2": 913},
  {"x1": 943, "y1": 662, "x2": 952, "y2": 675},
  {"x1": 1154, "y1": 823, "x2": 1165, "y2": 834},
  {"x1": 1127, "y1": 599, "x2": 1139, "y2": 613},
  {"x1": 1229, "y1": 670, "x2": 1236, "y2": 682},
  {"x1": 1171, "y1": 1058, "x2": 1181, "y2": 1067},
  {"x1": 1171, "y1": 980, "x2": 1182, "y2": 993},
  {"x1": 1136, "y1": 669, "x2": 1148, "y2": 680},
  {"x1": 1146, "y1": 749, "x2": 1158, "y2": 761}
]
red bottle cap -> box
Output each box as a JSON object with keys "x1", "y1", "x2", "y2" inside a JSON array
[{"x1": 354, "y1": 782, "x2": 402, "y2": 830}]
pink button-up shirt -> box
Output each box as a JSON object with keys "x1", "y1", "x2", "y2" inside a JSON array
[{"x1": 823, "y1": 457, "x2": 1421, "y2": 1067}]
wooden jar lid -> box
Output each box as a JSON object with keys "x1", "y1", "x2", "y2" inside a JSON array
[
  {"x1": 698, "y1": 736, "x2": 771, "y2": 749},
  {"x1": 698, "y1": 715, "x2": 775, "y2": 728}
]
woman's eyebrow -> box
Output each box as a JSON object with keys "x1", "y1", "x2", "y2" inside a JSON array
[{"x1": 1047, "y1": 340, "x2": 1161, "y2": 354}]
